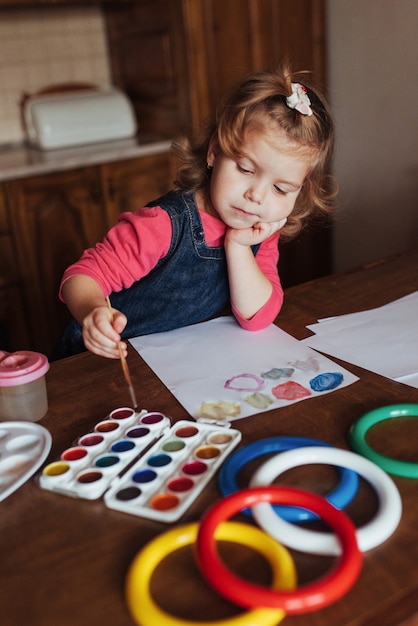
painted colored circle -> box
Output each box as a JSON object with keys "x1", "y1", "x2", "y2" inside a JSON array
[
  {"x1": 127, "y1": 426, "x2": 150, "y2": 439},
  {"x1": 141, "y1": 412, "x2": 165, "y2": 424},
  {"x1": 151, "y1": 493, "x2": 180, "y2": 511},
  {"x1": 250, "y1": 447, "x2": 402, "y2": 555},
  {"x1": 117, "y1": 486, "x2": 142, "y2": 501},
  {"x1": 218, "y1": 436, "x2": 359, "y2": 522},
  {"x1": 207, "y1": 432, "x2": 233, "y2": 445},
  {"x1": 77, "y1": 471, "x2": 103, "y2": 484},
  {"x1": 168, "y1": 476, "x2": 194, "y2": 492},
  {"x1": 309, "y1": 372, "x2": 343, "y2": 392},
  {"x1": 349, "y1": 403, "x2": 418, "y2": 478},
  {"x1": 175, "y1": 425, "x2": 199, "y2": 438},
  {"x1": 133, "y1": 468, "x2": 157, "y2": 483},
  {"x1": 111, "y1": 439, "x2": 136, "y2": 453},
  {"x1": 43, "y1": 461, "x2": 70, "y2": 477},
  {"x1": 196, "y1": 487, "x2": 362, "y2": 614},
  {"x1": 148, "y1": 453, "x2": 172, "y2": 467},
  {"x1": 195, "y1": 446, "x2": 220, "y2": 460},
  {"x1": 162, "y1": 440, "x2": 186, "y2": 453},
  {"x1": 224, "y1": 373, "x2": 265, "y2": 392},
  {"x1": 126, "y1": 521, "x2": 296, "y2": 626},
  {"x1": 95, "y1": 455, "x2": 119, "y2": 468},
  {"x1": 61, "y1": 447, "x2": 88, "y2": 462},
  {"x1": 79, "y1": 434, "x2": 104, "y2": 447},
  {"x1": 95, "y1": 421, "x2": 120, "y2": 433},
  {"x1": 182, "y1": 460, "x2": 207, "y2": 476},
  {"x1": 110, "y1": 407, "x2": 135, "y2": 420}
]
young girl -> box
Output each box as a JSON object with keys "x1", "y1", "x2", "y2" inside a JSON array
[{"x1": 52, "y1": 62, "x2": 335, "y2": 361}]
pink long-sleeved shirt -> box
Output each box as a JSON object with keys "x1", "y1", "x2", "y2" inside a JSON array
[{"x1": 60, "y1": 205, "x2": 283, "y2": 331}]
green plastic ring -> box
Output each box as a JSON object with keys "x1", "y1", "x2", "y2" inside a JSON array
[{"x1": 349, "y1": 404, "x2": 418, "y2": 478}]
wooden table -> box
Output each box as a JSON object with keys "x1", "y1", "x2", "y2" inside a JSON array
[{"x1": 2, "y1": 248, "x2": 418, "y2": 626}]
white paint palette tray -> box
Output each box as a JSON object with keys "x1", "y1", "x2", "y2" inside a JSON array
[
  {"x1": 104, "y1": 420, "x2": 242, "y2": 522},
  {"x1": 0, "y1": 421, "x2": 52, "y2": 502},
  {"x1": 39, "y1": 407, "x2": 170, "y2": 500}
]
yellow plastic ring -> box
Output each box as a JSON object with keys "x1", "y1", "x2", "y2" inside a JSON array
[{"x1": 125, "y1": 521, "x2": 296, "y2": 626}]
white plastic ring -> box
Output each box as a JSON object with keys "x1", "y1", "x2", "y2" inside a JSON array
[{"x1": 250, "y1": 446, "x2": 402, "y2": 555}]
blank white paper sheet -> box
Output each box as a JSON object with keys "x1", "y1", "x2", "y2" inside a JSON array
[{"x1": 302, "y1": 291, "x2": 418, "y2": 389}]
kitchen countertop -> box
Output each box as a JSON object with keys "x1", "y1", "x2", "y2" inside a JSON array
[{"x1": 0, "y1": 134, "x2": 173, "y2": 182}]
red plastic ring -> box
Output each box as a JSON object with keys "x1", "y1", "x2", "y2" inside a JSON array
[{"x1": 196, "y1": 486, "x2": 362, "y2": 615}]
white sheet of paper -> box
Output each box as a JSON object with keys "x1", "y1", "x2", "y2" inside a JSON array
[
  {"x1": 302, "y1": 291, "x2": 418, "y2": 388},
  {"x1": 129, "y1": 317, "x2": 358, "y2": 421}
]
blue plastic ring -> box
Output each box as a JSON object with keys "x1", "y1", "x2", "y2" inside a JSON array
[{"x1": 218, "y1": 436, "x2": 359, "y2": 522}]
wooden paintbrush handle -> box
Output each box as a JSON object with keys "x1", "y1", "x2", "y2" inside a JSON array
[{"x1": 105, "y1": 297, "x2": 137, "y2": 408}]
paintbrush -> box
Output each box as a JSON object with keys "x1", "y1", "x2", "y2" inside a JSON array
[{"x1": 105, "y1": 297, "x2": 138, "y2": 410}]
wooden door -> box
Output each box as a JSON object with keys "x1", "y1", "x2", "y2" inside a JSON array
[
  {"x1": 0, "y1": 185, "x2": 30, "y2": 351},
  {"x1": 6, "y1": 167, "x2": 107, "y2": 355},
  {"x1": 104, "y1": 0, "x2": 191, "y2": 137}
]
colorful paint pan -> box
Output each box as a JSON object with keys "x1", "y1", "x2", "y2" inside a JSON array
[
  {"x1": 0, "y1": 421, "x2": 52, "y2": 502},
  {"x1": 104, "y1": 420, "x2": 242, "y2": 522},
  {"x1": 39, "y1": 409, "x2": 170, "y2": 500}
]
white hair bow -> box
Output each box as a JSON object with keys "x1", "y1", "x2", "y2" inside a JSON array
[{"x1": 286, "y1": 83, "x2": 313, "y2": 116}]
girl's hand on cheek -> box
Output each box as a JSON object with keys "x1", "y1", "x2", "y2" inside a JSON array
[
  {"x1": 226, "y1": 218, "x2": 286, "y2": 247},
  {"x1": 82, "y1": 306, "x2": 128, "y2": 359}
]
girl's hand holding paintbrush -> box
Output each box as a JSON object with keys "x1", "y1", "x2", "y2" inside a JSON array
[
  {"x1": 61, "y1": 276, "x2": 128, "y2": 359},
  {"x1": 60, "y1": 280, "x2": 138, "y2": 406},
  {"x1": 105, "y1": 297, "x2": 138, "y2": 410},
  {"x1": 83, "y1": 302, "x2": 128, "y2": 359}
]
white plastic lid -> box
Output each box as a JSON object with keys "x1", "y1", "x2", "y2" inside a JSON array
[{"x1": 0, "y1": 351, "x2": 50, "y2": 386}]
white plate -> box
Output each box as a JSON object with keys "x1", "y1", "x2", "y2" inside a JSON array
[{"x1": 0, "y1": 421, "x2": 52, "y2": 502}]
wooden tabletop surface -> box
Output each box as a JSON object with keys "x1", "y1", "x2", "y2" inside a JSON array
[{"x1": 2, "y1": 248, "x2": 418, "y2": 626}]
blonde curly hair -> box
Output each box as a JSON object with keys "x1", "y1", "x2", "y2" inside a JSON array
[{"x1": 172, "y1": 61, "x2": 336, "y2": 238}]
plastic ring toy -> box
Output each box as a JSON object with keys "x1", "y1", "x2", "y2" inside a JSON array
[
  {"x1": 218, "y1": 436, "x2": 359, "y2": 522},
  {"x1": 349, "y1": 403, "x2": 418, "y2": 478},
  {"x1": 196, "y1": 486, "x2": 362, "y2": 614},
  {"x1": 126, "y1": 520, "x2": 296, "y2": 626},
  {"x1": 250, "y1": 447, "x2": 402, "y2": 555}
]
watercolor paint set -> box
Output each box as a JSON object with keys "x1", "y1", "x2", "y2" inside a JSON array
[
  {"x1": 104, "y1": 419, "x2": 242, "y2": 522},
  {"x1": 39, "y1": 407, "x2": 170, "y2": 500},
  {"x1": 0, "y1": 421, "x2": 52, "y2": 502},
  {"x1": 38, "y1": 408, "x2": 241, "y2": 522}
]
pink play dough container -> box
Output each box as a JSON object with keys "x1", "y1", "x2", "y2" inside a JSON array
[{"x1": 0, "y1": 351, "x2": 50, "y2": 422}]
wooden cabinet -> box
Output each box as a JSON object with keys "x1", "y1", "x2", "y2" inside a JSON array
[
  {"x1": 5, "y1": 166, "x2": 107, "y2": 355},
  {"x1": 3, "y1": 151, "x2": 173, "y2": 355},
  {"x1": 0, "y1": 185, "x2": 31, "y2": 351},
  {"x1": 184, "y1": 0, "x2": 326, "y2": 133},
  {"x1": 105, "y1": 0, "x2": 190, "y2": 137},
  {"x1": 105, "y1": 0, "x2": 326, "y2": 136},
  {"x1": 100, "y1": 152, "x2": 175, "y2": 226}
]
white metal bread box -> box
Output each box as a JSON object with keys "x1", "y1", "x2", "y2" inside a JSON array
[{"x1": 23, "y1": 87, "x2": 137, "y2": 150}]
